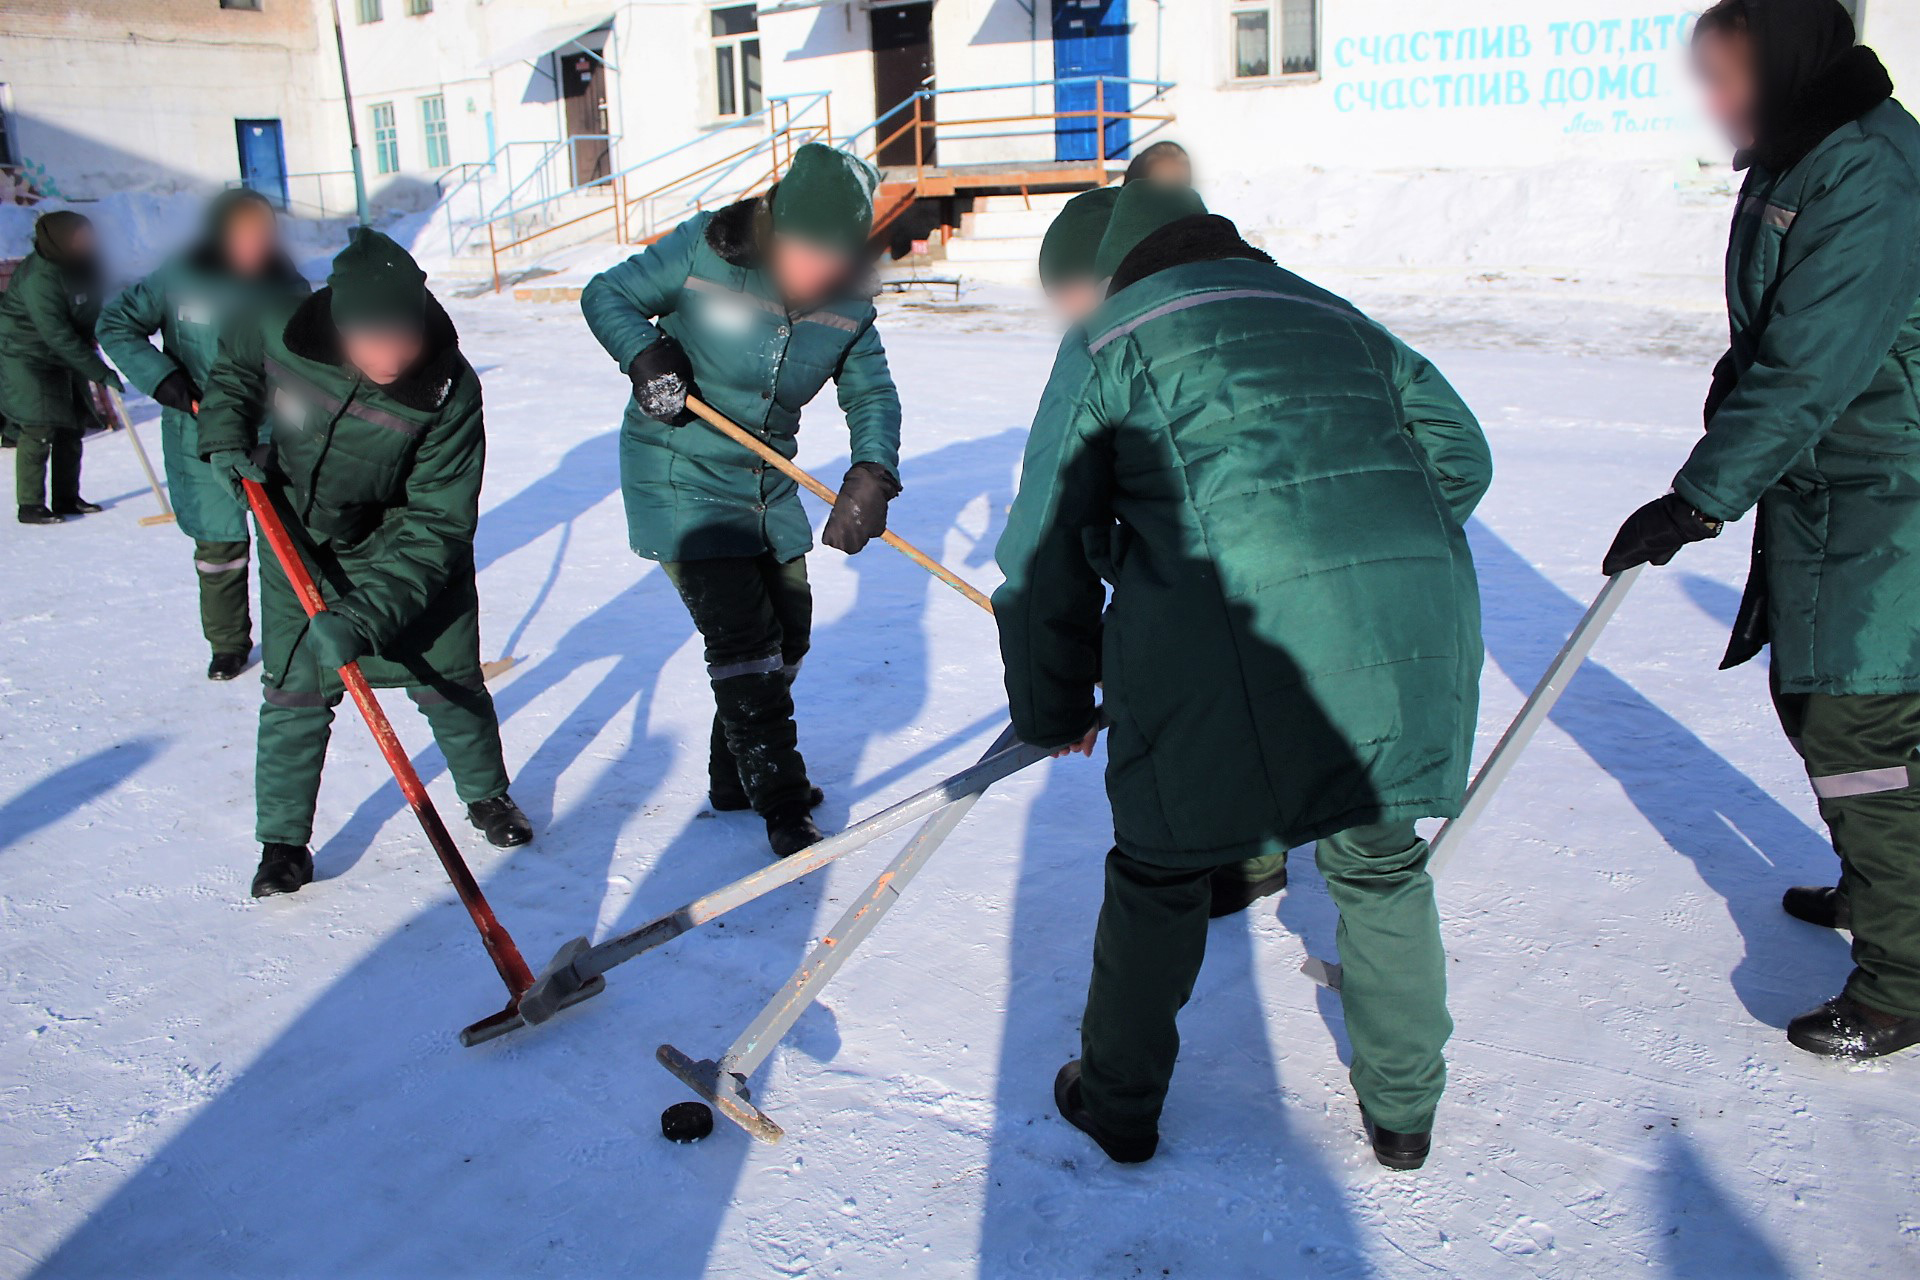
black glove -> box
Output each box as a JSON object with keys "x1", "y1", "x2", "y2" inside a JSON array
[
  {"x1": 822, "y1": 462, "x2": 902, "y2": 555},
  {"x1": 152, "y1": 369, "x2": 201, "y2": 415},
  {"x1": 628, "y1": 337, "x2": 698, "y2": 426},
  {"x1": 1602, "y1": 493, "x2": 1723, "y2": 576}
]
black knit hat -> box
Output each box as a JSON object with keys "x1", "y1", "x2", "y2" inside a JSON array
[{"x1": 328, "y1": 226, "x2": 427, "y2": 331}]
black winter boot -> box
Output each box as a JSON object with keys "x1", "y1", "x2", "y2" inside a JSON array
[
  {"x1": 468, "y1": 795, "x2": 533, "y2": 848},
  {"x1": 1787, "y1": 994, "x2": 1920, "y2": 1059},
  {"x1": 1053, "y1": 1060, "x2": 1157, "y2": 1164},
  {"x1": 207, "y1": 651, "x2": 250, "y2": 682},
  {"x1": 766, "y1": 807, "x2": 823, "y2": 859},
  {"x1": 51, "y1": 498, "x2": 102, "y2": 516},
  {"x1": 1362, "y1": 1110, "x2": 1432, "y2": 1171},
  {"x1": 251, "y1": 843, "x2": 314, "y2": 898},
  {"x1": 1782, "y1": 885, "x2": 1851, "y2": 931},
  {"x1": 18, "y1": 504, "x2": 62, "y2": 525}
]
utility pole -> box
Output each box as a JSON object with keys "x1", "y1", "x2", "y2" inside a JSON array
[{"x1": 329, "y1": 0, "x2": 371, "y2": 225}]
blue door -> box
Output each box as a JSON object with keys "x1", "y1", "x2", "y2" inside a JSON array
[
  {"x1": 1052, "y1": 0, "x2": 1129, "y2": 162},
  {"x1": 235, "y1": 119, "x2": 289, "y2": 209}
]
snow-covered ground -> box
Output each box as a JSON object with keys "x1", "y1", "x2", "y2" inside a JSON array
[{"x1": 3, "y1": 278, "x2": 1916, "y2": 1279}]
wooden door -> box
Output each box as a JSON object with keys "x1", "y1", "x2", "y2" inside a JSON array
[
  {"x1": 870, "y1": 4, "x2": 935, "y2": 168},
  {"x1": 561, "y1": 52, "x2": 610, "y2": 185}
]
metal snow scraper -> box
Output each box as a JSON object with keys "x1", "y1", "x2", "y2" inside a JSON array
[
  {"x1": 1301, "y1": 566, "x2": 1645, "y2": 991},
  {"x1": 461, "y1": 724, "x2": 1060, "y2": 1047},
  {"x1": 239, "y1": 478, "x2": 586, "y2": 1040},
  {"x1": 658, "y1": 726, "x2": 1031, "y2": 1142}
]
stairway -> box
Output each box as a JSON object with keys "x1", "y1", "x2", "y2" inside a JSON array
[{"x1": 938, "y1": 191, "x2": 1087, "y2": 286}]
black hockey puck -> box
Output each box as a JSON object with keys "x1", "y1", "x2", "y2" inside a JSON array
[{"x1": 662, "y1": 1101, "x2": 715, "y2": 1143}]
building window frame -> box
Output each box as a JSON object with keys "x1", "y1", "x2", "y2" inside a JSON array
[
  {"x1": 1227, "y1": 0, "x2": 1321, "y2": 87},
  {"x1": 370, "y1": 101, "x2": 400, "y2": 174},
  {"x1": 420, "y1": 94, "x2": 450, "y2": 169},
  {"x1": 709, "y1": 4, "x2": 763, "y2": 120},
  {"x1": 357, "y1": 0, "x2": 384, "y2": 25}
]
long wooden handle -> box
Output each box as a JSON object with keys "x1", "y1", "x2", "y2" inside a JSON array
[
  {"x1": 106, "y1": 387, "x2": 176, "y2": 520},
  {"x1": 684, "y1": 395, "x2": 995, "y2": 615},
  {"x1": 242, "y1": 477, "x2": 536, "y2": 998}
]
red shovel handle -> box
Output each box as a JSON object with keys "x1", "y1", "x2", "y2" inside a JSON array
[{"x1": 243, "y1": 477, "x2": 535, "y2": 998}]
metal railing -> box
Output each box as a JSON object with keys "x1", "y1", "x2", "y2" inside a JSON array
[
  {"x1": 481, "y1": 92, "x2": 831, "y2": 291},
  {"x1": 225, "y1": 169, "x2": 358, "y2": 220},
  {"x1": 465, "y1": 77, "x2": 1176, "y2": 292},
  {"x1": 838, "y1": 76, "x2": 1177, "y2": 187}
]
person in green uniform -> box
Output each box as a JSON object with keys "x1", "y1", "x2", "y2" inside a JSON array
[
  {"x1": 996, "y1": 182, "x2": 1491, "y2": 1171},
  {"x1": 1035, "y1": 186, "x2": 1288, "y2": 922},
  {"x1": 0, "y1": 210, "x2": 116, "y2": 524},
  {"x1": 1038, "y1": 186, "x2": 1120, "y2": 325},
  {"x1": 581, "y1": 143, "x2": 904, "y2": 859},
  {"x1": 1605, "y1": 0, "x2": 1920, "y2": 1060},
  {"x1": 195, "y1": 227, "x2": 532, "y2": 898},
  {"x1": 98, "y1": 190, "x2": 311, "y2": 680}
]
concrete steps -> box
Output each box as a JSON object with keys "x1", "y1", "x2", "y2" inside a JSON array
[{"x1": 937, "y1": 189, "x2": 1089, "y2": 287}]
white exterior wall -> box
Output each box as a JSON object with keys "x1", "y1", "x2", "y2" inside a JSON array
[{"x1": 0, "y1": 0, "x2": 329, "y2": 203}]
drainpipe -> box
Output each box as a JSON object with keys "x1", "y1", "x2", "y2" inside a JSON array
[{"x1": 329, "y1": 0, "x2": 371, "y2": 225}]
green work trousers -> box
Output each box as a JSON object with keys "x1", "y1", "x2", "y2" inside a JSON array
[
  {"x1": 1773, "y1": 682, "x2": 1920, "y2": 1018},
  {"x1": 256, "y1": 676, "x2": 512, "y2": 847},
  {"x1": 15, "y1": 422, "x2": 81, "y2": 507},
  {"x1": 661, "y1": 553, "x2": 814, "y2": 819},
  {"x1": 194, "y1": 538, "x2": 253, "y2": 656},
  {"x1": 1080, "y1": 820, "x2": 1451, "y2": 1138}
]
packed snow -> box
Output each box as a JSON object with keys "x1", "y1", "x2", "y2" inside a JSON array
[{"x1": 3, "y1": 239, "x2": 1917, "y2": 1278}]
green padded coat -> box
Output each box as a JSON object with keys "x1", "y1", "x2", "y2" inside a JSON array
[
  {"x1": 580, "y1": 196, "x2": 902, "y2": 563},
  {"x1": 995, "y1": 258, "x2": 1493, "y2": 868},
  {"x1": 98, "y1": 248, "x2": 309, "y2": 540},
  {"x1": 194, "y1": 290, "x2": 488, "y2": 694},
  {"x1": 0, "y1": 250, "x2": 111, "y2": 429},
  {"x1": 1674, "y1": 98, "x2": 1920, "y2": 695}
]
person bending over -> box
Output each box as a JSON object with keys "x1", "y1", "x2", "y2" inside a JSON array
[
  {"x1": 582, "y1": 143, "x2": 904, "y2": 859},
  {"x1": 996, "y1": 182, "x2": 1491, "y2": 1171},
  {"x1": 197, "y1": 228, "x2": 532, "y2": 897}
]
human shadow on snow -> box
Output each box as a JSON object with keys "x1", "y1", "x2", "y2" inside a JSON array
[
  {"x1": 0, "y1": 738, "x2": 166, "y2": 858},
  {"x1": 1463, "y1": 523, "x2": 1842, "y2": 1027},
  {"x1": 31, "y1": 424, "x2": 1026, "y2": 1279}
]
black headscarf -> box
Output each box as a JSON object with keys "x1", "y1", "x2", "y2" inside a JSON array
[
  {"x1": 1728, "y1": 0, "x2": 1893, "y2": 172},
  {"x1": 32, "y1": 209, "x2": 94, "y2": 270}
]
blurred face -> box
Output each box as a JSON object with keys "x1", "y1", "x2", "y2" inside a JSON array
[
  {"x1": 340, "y1": 327, "x2": 425, "y2": 385},
  {"x1": 770, "y1": 234, "x2": 855, "y2": 308},
  {"x1": 225, "y1": 204, "x2": 279, "y2": 276},
  {"x1": 1046, "y1": 279, "x2": 1104, "y2": 325},
  {"x1": 1693, "y1": 26, "x2": 1759, "y2": 150},
  {"x1": 1142, "y1": 153, "x2": 1193, "y2": 187},
  {"x1": 63, "y1": 223, "x2": 96, "y2": 259}
]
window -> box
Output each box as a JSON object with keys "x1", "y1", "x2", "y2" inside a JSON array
[
  {"x1": 710, "y1": 5, "x2": 763, "y2": 118},
  {"x1": 370, "y1": 102, "x2": 399, "y2": 174},
  {"x1": 408, "y1": 0, "x2": 433, "y2": 14},
  {"x1": 420, "y1": 95, "x2": 450, "y2": 168},
  {"x1": 219, "y1": 1, "x2": 263, "y2": 11},
  {"x1": 357, "y1": 0, "x2": 382, "y2": 24},
  {"x1": 1231, "y1": 1, "x2": 1318, "y2": 80}
]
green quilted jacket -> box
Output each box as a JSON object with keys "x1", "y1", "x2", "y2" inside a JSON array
[
  {"x1": 581, "y1": 196, "x2": 901, "y2": 563},
  {"x1": 0, "y1": 250, "x2": 111, "y2": 429},
  {"x1": 98, "y1": 248, "x2": 309, "y2": 540},
  {"x1": 995, "y1": 258, "x2": 1492, "y2": 867},
  {"x1": 1675, "y1": 97, "x2": 1920, "y2": 695},
  {"x1": 195, "y1": 289, "x2": 487, "y2": 692}
]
